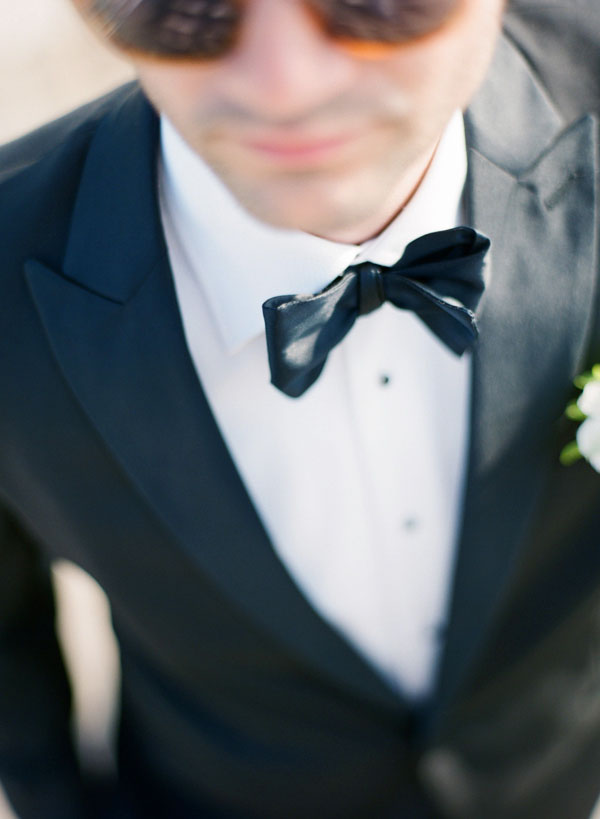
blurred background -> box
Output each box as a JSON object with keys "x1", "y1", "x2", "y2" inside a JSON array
[
  {"x1": 1, "y1": 2, "x2": 132, "y2": 816},
  {"x1": 1, "y1": 0, "x2": 133, "y2": 143}
]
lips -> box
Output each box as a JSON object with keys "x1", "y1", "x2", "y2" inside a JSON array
[{"x1": 239, "y1": 131, "x2": 361, "y2": 165}]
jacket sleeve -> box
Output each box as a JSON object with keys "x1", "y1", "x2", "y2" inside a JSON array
[{"x1": 0, "y1": 505, "x2": 88, "y2": 819}]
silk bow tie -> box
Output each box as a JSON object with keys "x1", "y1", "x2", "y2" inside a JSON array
[{"x1": 262, "y1": 226, "x2": 490, "y2": 398}]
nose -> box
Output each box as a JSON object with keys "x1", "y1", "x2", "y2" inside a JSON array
[{"x1": 217, "y1": 0, "x2": 358, "y2": 122}]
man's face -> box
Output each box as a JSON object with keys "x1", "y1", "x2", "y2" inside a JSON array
[{"x1": 95, "y1": 0, "x2": 505, "y2": 241}]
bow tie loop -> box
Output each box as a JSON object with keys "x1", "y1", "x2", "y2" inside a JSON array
[
  {"x1": 395, "y1": 226, "x2": 488, "y2": 310},
  {"x1": 263, "y1": 226, "x2": 490, "y2": 398},
  {"x1": 357, "y1": 263, "x2": 386, "y2": 316}
]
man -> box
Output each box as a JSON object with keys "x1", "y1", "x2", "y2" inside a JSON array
[{"x1": 1, "y1": 0, "x2": 599, "y2": 816}]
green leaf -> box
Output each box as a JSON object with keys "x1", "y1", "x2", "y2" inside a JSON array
[
  {"x1": 560, "y1": 440, "x2": 582, "y2": 466},
  {"x1": 565, "y1": 401, "x2": 586, "y2": 421},
  {"x1": 574, "y1": 372, "x2": 595, "y2": 389},
  {"x1": 574, "y1": 365, "x2": 600, "y2": 389}
]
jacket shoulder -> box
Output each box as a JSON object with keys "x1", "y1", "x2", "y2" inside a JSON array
[
  {"x1": 0, "y1": 82, "x2": 142, "y2": 272},
  {"x1": 0, "y1": 82, "x2": 139, "y2": 184},
  {"x1": 504, "y1": 0, "x2": 600, "y2": 120}
]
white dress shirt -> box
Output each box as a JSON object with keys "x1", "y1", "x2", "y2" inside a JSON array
[{"x1": 158, "y1": 112, "x2": 471, "y2": 700}]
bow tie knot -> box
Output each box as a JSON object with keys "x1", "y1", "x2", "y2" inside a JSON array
[
  {"x1": 357, "y1": 263, "x2": 386, "y2": 316},
  {"x1": 263, "y1": 227, "x2": 490, "y2": 398}
]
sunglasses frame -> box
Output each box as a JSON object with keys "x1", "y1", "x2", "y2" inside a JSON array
[{"x1": 82, "y1": 0, "x2": 461, "y2": 61}]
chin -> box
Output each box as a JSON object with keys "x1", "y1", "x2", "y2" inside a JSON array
[
  {"x1": 221, "y1": 170, "x2": 385, "y2": 239},
  {"x1": 201, "y1": 136, "x2": 426, "y2": 240},
  {"x1": 241, "y1": 196, "x2": 361, "y2": 238}
]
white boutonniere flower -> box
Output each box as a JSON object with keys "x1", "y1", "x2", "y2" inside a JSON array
[{"x1": 561, "y1": 365, "x2": 600, "y2": 468}]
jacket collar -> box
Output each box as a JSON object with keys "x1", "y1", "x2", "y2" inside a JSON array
[{"x1": 61, "y1": 84, "x2": 163, "y2": 302}]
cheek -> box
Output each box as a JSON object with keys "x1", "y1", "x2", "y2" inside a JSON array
[
  {"x1": 387, "y1": 0, "x2": 501, "y2": 78},
  {"x1": 135, "y1": 61, "x2": 217, "y2": 122},
  {"x1": 380, "y1": 11, "x2": 500, "y2": 114}
]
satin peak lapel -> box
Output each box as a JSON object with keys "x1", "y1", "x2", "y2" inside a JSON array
[{"x1": 432, "y1": 36, "x2": 599, "y2": 726}]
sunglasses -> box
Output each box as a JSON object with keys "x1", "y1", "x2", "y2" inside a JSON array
[{"x1": 84, "y1": 0, "x2": 459, "y2": 60}]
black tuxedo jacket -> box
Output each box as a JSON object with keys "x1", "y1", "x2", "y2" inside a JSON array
[{"x1": 1, "y1": 3, "x2": 600, "y2": 817}]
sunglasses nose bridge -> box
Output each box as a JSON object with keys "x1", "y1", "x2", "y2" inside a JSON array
[{"x1": 220, "y1": 0, "x2": 357, "y2": 114}]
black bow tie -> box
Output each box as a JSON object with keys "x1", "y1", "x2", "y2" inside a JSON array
[{"x1": 262, "y1": 226, "x2": 490, "y2": 398}]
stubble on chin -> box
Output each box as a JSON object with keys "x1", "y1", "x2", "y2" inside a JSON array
[{"x1": 193, "y1": 119, "x2": 441, "y2": 241}]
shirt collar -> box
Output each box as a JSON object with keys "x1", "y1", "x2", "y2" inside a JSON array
[{"x1": 159, "y1": 111, "x2": 467, "y2": 354}]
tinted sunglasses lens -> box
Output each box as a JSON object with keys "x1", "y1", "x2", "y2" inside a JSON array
[
  {"x1": 90, "y1": 0, "x2": 241, "y2": 58},
  {"x1": 88, "y1": 0, "x2": 458, "y2": 58},
  {"x1": 310, "y1": 0, "x2": 458, "y2": 44}
]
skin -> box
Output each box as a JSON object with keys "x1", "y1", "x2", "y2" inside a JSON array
[{"x1": 78, "y1": 0, "x2": 505, "y2": 243}]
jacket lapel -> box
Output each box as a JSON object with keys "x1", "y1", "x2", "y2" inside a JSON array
[
  {"x1": 432, "y1": 35, "x2": 598, "y2": 724},
  {"x1": 24, "y1": 86, "x2": 401, "y2": 713}
]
